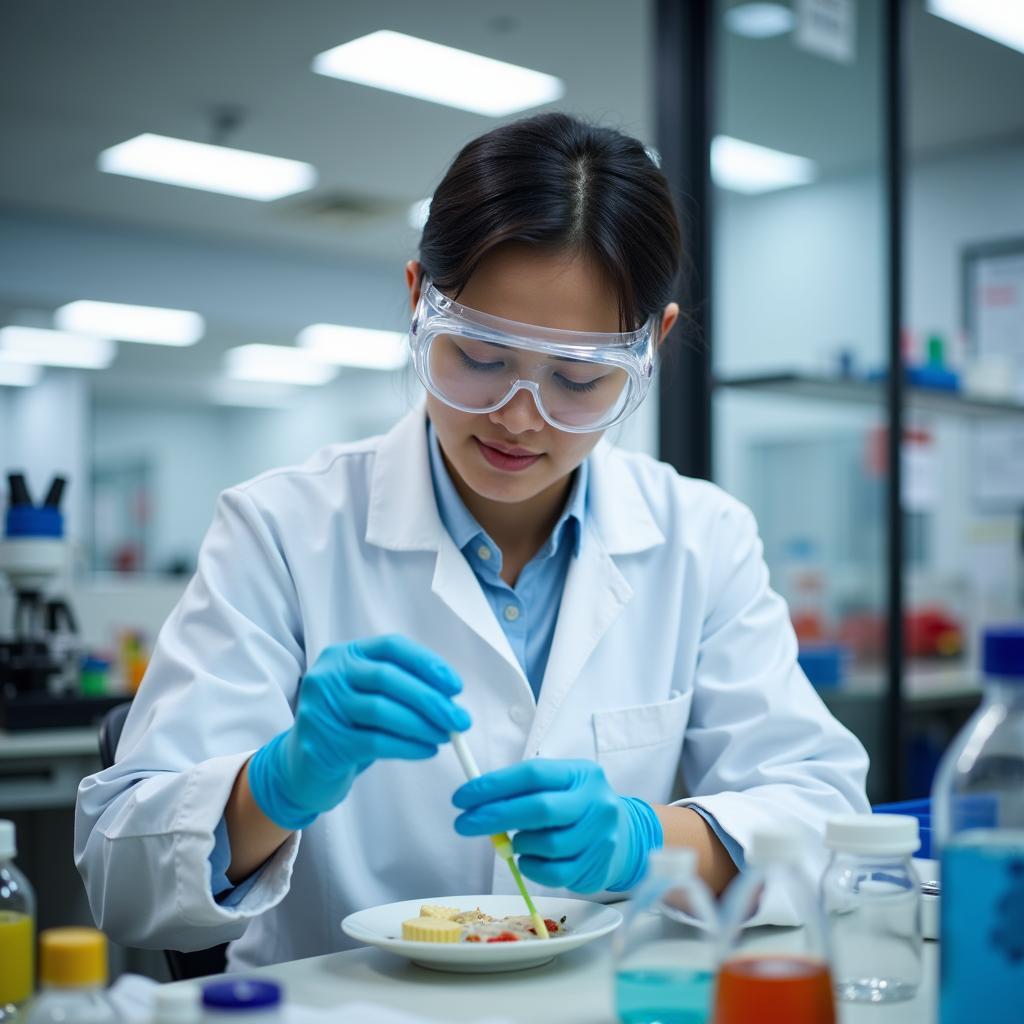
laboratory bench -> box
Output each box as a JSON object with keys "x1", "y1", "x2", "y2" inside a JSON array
[{"x1": 167, "y1": 931, "x2": 939, "y2": 1023}]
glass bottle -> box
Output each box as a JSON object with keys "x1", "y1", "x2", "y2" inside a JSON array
[
  {"x1": 613, "y1": 847, "x2": 719, "y2": 1024},
  {"x1": 821, "y1": 813, "x2": 922, "y2": 1002},
  {"x1": 933, "y1": 625, "x2": 1024, "y2": 1024},
  {"x1": 714, "y1": 828, "x2": 835, "y2": 1024},
  {"x1": 0, "y1": 819, "x2": 36, "y2": 1023},
  {"x1": 26, "y1": 928, "x2": 120, "y2": 1024}
]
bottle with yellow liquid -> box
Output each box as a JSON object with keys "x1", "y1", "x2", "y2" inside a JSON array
[{"x1": 0, "y1": 819, "x2": 36, "y2": 1022}]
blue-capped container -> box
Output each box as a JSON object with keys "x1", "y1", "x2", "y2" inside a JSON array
[
  {"x1": 932, "y1": 625, "x2": 1024, "y2": 1024},
  {"x1": 202, "y1": 979, "x2": 282, "y2": 1021}
]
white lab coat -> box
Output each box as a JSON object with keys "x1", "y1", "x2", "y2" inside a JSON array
[{"x1": 75, "y1": 405, "x2": 868, "y2": 969}]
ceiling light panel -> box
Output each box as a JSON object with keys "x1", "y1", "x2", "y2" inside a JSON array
[
  {"x1": 711, "y1": 135, "x2": 817, "y2": 193},
  {"x1": 55, "y1": 300, "x2": 204, "y2": 346},
  {"x1": 312, "y1": 30, "x2": 564, "y2": 116},
  {"x1": 0, "y1": 360, "x2": 43, "y2": 387},
  {"x1": 724, "y1": 3, "x2": 797, "y2": 39},
  {"x1": 0, "y1": 327, "x2": 115, "y2": 369},
  {"x1": 224, "y1": 344, "x2": 339, "y2": 386},
  {"x1": 98, "y1": 134, "x2": 318, "y2": 201},
  {"x1": 296, "y1": 324, "x2": 408, "y2": 371},
  {"x1": 926, "y1": 0, "x2": 1024, "y2": 55}
]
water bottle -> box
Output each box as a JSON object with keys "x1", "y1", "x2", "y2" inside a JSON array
[
  {"x1": 0, "y1": 820, "x2": 36, "y2": 1023},
  {"x1": 26, "y1": 928, "x2": 120, "y2": 1023},
  {"x1": 933, "y1": 625, "x2": 1024, "y2": 1024},
  {"x1": 613, "y1": 847, "x2": 718, "y2": 1024},
  {"x1": 714, "y1": 828, "x2": 836, "y2": 1024}
]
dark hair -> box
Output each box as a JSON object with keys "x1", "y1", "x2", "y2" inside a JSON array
[{"x1": 418, "y1": 113, "x2": 682, "y2": 332}]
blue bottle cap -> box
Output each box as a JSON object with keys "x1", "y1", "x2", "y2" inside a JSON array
[
  {"x1": 983, "y1": 626, "x2": 1024, "y2": 681},
  {"x1": 202, "y1": 979, "x2": 282, "y2": 1009}
]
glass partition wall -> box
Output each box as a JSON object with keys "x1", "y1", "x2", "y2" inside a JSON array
[{"x1": 710, "y1": 0, "x2": 893, "y2": 800}]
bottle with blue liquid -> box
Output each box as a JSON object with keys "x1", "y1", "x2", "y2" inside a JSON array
[
  {"x1": 933, "y1": 626, "x2": 1024, "y2": 1024},
  {"x1": 613, "y1": 846, "x2": 718, "y2": 1024}
]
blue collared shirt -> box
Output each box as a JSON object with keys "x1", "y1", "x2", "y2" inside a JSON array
[{"x1": 427, "y1": 423, "x2": 587, "y2": 697}]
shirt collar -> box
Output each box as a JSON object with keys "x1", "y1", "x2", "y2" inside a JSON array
[{"x1": 427, "y1": 421, "x2": 587, "y2": 561}]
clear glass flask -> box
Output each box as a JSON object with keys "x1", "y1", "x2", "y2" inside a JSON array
[
  {"x1": 613, "y1": 847, "x2": 719, "y2": 1024},
  {"x1": 821, "y1": 813, "x2": 922, "y2": 1002},
  {"x1": 933, "y1": 625, "x2": 1024, "y2": 1024},
  {"x1": 714, "y1": 828, "x2": 836, "y2": 1024},
  {"x1": 0, "y1": 820, "x2": 36, "y2": 1023}
]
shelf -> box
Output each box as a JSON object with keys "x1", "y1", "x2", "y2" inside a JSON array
[
  {"x1": 715, "y1": 372, "x2": 1024, "y2": 420},
  {"x1": 819, "y1": 663, "x2": 982, "y2": 709}
]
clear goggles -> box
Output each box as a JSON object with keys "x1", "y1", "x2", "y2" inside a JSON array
[{"x1": 409, "y1": 280, "x2": 658, "y2": 433}]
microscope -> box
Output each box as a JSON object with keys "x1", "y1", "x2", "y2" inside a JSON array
[{"x1": 0, "y1": 473, "x2": 118, "y2": 729}]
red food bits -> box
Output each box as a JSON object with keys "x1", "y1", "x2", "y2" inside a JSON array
[
  {"x1": 528, "y1": 918, "x2": 560, "y2": 936},
  {"x1": 486, "y1": 932, "x2": 520, "y2": 943},
  {"x1": 464, "y1": 934, "x2": 482, "y2": 943}
]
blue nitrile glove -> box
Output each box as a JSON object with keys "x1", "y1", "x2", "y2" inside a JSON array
[
  {"x1": 249, "y1": 635, "x2": 471, "y2": 831},
  {"x1": 452, "y1": 759, "x2": 663, "y2": 892}
]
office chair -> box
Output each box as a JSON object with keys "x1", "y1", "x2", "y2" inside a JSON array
[{"x1": 98, "y1": 702, "x2": 229, "y2": 981}]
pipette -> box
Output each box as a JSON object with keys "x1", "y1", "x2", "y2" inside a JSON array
[{"x1": 449, "y1": 732, "x2": 550, "y2": 940}]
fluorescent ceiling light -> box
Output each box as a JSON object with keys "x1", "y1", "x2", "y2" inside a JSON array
[
  {"x1": 98, "y1": 134, "x2": 317, "y2": 201},
  {"x1": 0, "y1": 327, "x2": 115, "y2": 369},
  {"x1": 0, "y1": 359, "x2": 43, "y2": 387},
  {"x1": 55, "y1": 300, "x2": 204, "y2": 346},
  {"x1": 926, "y1": 0, "x2": 1024, "y2": 55},
  {"x1": 408, "y1": 198, "x2": 432, "y2": 231},
  {"x1": 297, "y1": 324, "x2": 408, "y2": 371},
  {"x1": 312, "y1": 30, "x2": 564, "y2": 116},
  {"x1": 224, "y1": 344, "x2": 339, "y2": 386},
  {"x1": 724, "y1": 3, "x2": 797, "y2": 39},
  {"x1": 711, "y1": 135, "x2": 817, "y2": 193}
]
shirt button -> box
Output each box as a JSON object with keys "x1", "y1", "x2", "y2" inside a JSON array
[
  {"x1": 477, "y1": 545, "x2": 492, "y2": 561},
  {"x1": 503, "y1": 604, "x2": 520, "y2": 622}
]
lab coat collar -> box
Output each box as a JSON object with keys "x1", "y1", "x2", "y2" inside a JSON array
[{"x1": 365, "y1": 404, "x2": 665, "y2": 557}]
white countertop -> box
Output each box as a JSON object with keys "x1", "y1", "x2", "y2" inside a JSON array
[{"x1": 176, "y1": 934, "x2": 937, "y2": 1023}]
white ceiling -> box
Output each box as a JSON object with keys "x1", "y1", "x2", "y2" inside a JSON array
[
  {"x1": 1, "y1": 0, "x2": 1022, "y2": 403},
  {"x1": 0, "y1": 0, "x2": 653, "y2": 262}
]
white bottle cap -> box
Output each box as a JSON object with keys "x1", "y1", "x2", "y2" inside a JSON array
[
  {"x1": 155, "y1": 982, "x2": 202, "y2": 1023},
  {"x1": 748, "y1": 826, "x2": 803, "y2": 864},
  {"x1": 825, "y1": 813, "x2": 920, "y2": 856},
  {"x1": 0, "y1": 819, "x2": 15, "y2": 859},
  {"x1": 647, "y1": 846, "x2": 698, "y2": 877}
]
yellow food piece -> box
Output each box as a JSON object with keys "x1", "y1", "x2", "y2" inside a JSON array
[
  {"x1": 418, "y1": 904, "x2": 461, "y2": 921},
  {"x1": 402, "y1": 918, "x2": 462, "y2": 942}
]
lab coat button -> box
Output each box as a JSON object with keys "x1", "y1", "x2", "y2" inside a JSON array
[
  {"x1": 509, "y1": 705, "x2": 529, "y2": 726},
  {"x1": 503, "y1": 604, "x2": 520, "y2": 622}
]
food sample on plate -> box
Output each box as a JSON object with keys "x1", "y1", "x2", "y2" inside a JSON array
[{"x1": 400, "y1": 904, "x2": 568, "y2": 943}]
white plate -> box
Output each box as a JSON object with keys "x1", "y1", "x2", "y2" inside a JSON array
[{"x1": 341, "y1": 895, "x2": 623, "y2": 973}]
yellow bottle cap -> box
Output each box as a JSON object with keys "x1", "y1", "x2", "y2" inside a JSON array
[{"x1": 38, "y1": 928, "x2": 108, "y2": 987}]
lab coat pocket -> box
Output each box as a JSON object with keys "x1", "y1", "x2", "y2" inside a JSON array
[{"x1": 591, "y1": 690, "x2": 692, "y2": 803}]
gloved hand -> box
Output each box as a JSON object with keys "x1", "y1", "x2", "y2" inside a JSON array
[
  {"x1": 452, "y1": 759, "x2": 662, "y2": 892},
  {"x1": 249, "y1": 635, "x2": 470, "y2": 830}
]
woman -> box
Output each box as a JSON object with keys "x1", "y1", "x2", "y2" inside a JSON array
[{"x1": 76, "y1": 113, "x2": 868, "y2": 970}]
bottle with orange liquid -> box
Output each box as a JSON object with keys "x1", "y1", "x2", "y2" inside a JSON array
[{"x1": 713, "y1": 828, "x2": 836, "y2": 1024}]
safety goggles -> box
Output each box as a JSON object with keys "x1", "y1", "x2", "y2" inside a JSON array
[{"x1": 408, "y1": 280, "x2": 658, "y2": 433}]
